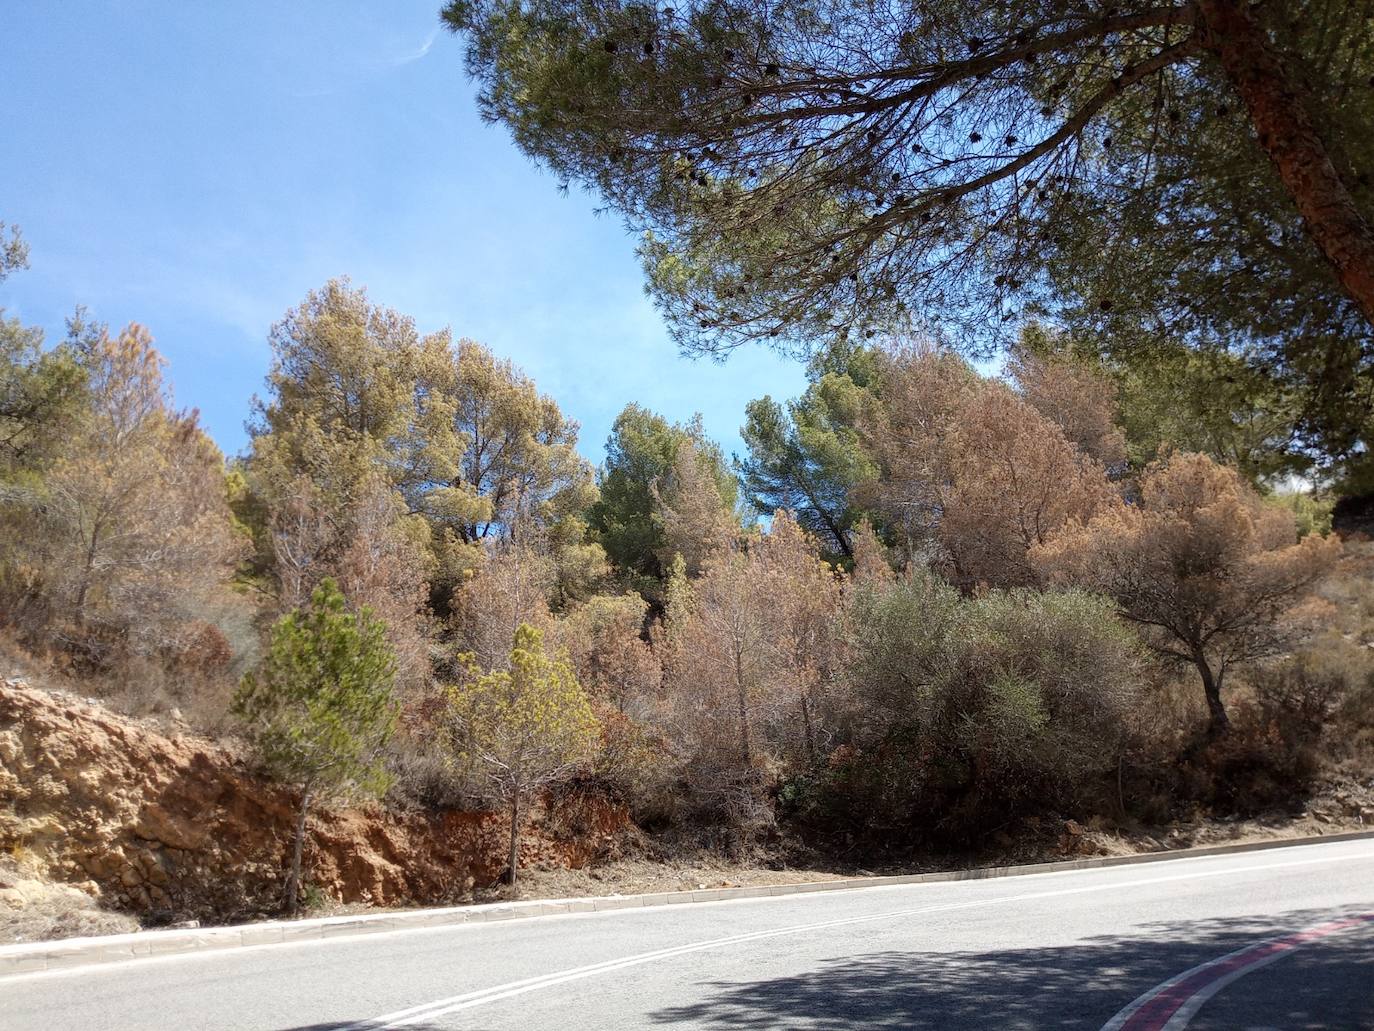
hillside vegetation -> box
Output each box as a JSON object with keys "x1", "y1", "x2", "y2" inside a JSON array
[{"x1": 2, "y1": 278, "x2": 1372, "y2": 934}]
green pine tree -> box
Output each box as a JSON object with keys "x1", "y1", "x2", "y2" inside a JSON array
[
  {"x1": 447, "y1": 624, "x2": 598, "y2": 890},
  {"x1": 232, "y1": 578, "x2": 399, "y2": 912}
]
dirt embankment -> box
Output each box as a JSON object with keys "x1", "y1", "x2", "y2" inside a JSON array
[
  {"x1": 3, "y1": 676, "x2": 1369, "y2": 943},
  {"x1": 0, "y1": 678, "x2": 629, "y2": 926}
]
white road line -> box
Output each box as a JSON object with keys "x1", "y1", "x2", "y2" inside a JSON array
[
  {"x1": 1101, "y1": 941, "x2": 1296, "y2": 1031},
  {"x1": 1100, "y1": 911, "x2": 1374, "y2": 1031},
  {"x1": 342, "y1": 849, "x2": 1373, "y2": 1030}
]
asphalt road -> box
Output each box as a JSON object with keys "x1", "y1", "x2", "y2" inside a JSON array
[{"x1": 4, "y1": 839, "x2": 1372, "y2": 1031}]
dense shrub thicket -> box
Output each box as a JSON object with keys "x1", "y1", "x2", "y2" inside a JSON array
[{"x1": 794, "y1": 583, "x2": 1145, "y2": 844}]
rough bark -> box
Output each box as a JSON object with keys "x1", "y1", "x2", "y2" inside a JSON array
[
  {"x1": 507, "y1": 791, "x2": 521, "y2": 890},
  {"x1": 1198, "y1": 0, "x2": 1374, "y2": 325},
  {"x1": 285, "y1": 788, "x2": 311, "y2": 913},
  {"x1": 1194, "y1": 653, "x2": 1231, "y2": 738}
]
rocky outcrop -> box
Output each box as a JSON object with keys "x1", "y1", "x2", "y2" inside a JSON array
[{"x1": 0, "y1": 679, "x2": 629, "y2": 922}]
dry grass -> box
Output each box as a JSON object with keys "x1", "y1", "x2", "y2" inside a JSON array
[
  {"x1": 0, "y1": 853, "x2": 138, "y2": 945},
  {"x1": 488, "y1": 855, "x2": 850, "y2": 902},
  {"x1": 0, "y1": 628, "x2": 239, "y2": 737}
]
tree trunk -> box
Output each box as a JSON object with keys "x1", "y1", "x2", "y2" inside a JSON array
[
  {"x1": 1197, "y1": 0, "x2": 1374, "y2": 326},
  {"x1": 285, "y1": 788, "x2": 311, "y2": 913},
  {"x1": 816, "y1": 506, "x2": 852, "y2": 561},
  {"x1": 73, "y1": 516, "x2": 104, "y2": 628},
  {"x1": 1193, "y1": 654, "x2": 1231, "y2": 738},
  {"x1": 734, "y1": 645, "x2": 753, "y2": 768},
  {"x1": 507, "y1": 792, "x2": 521, "y2": 891},
  {"x1": 799, "y1": 694, "x2": 817, "y2": 766}
]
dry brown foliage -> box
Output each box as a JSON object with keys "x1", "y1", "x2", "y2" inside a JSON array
[
  {"x1": 1006, "y1": 348, "x2": 1128, "y2": 470},
  {"x1": 657, "y1": 512, "x2": 846, "y2": 837},
  {"x1": 551, "y1": 592, "x2": 659, "y2": 717},
  {"x1": 651, "y1": 441, "x2": 741, "y2": 577},
  {"x1": 848, "y1": 520, "x2": 894, "y2": 588},
  {"x1": 3, "y1": 324, "x2": 245, "y2": 666},
  {"x1": 267, "y1": 473, "x2": 435, "y2": 696},
  {"x1": 448, "y1": 538, "x2": 556, "y2": 672},
  {"x1": 1036, "y1": 452, "x2": 1342, "y2": 734},
  {"x1": 867, "y1": 346, "x2": 1115, "y2": 588}
]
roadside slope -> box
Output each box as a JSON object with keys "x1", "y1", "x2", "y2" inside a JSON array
[{"x1": 0, "y1": 678, "x2": 627, "y2": 926}]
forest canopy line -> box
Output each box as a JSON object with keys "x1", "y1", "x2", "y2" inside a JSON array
[
  {"x1": 2, "y1": 251, "x2": 1367, "y2": 884},
  {"x1": 440, "y1": 0, "x2": 1374, "y2": 489}
]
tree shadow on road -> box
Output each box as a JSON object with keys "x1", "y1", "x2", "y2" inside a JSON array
[{"x1": 647, "y1": 906, "x2": 1374, "y2": 1030}]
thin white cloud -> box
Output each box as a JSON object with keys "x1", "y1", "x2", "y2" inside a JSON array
[
  {"x1": 380, "y1": 27, "x2": 439, "y2": 69},
  {"x1": 289, "y1": 26, "x2": 442, "y2": 97}
]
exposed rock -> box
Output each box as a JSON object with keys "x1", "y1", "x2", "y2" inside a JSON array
[
  {"x1": 1058, "y1": 819, "x2": 1085, "y2": 855},
  {"x1": 0, "y1": 679, "x2": 630, "y2": 922},
  {"x1": 134, "y1": 803, "x2": 210, "y2": 851}
]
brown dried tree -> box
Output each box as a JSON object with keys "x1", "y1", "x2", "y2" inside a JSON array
[
  {"x1": 867, "y1": 346, "x2": 1114, "y2": 588},
  {"x1": 20, "y1": 324, "x2": 243, "y2": 659},
  {"x1": 551, "y1": 591, "x2": 660, "y2": 717},
  {"x1": 1035, "y1": 451, "x2": 1342, "y2": 735},
  {"x1": 1006, "y1": 345, "x2": 1128, "y2": 470}
]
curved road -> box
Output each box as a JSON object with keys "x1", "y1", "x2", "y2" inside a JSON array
[{"x1": 4, "y1": 839, "x2": 1372, "y2": 1030}]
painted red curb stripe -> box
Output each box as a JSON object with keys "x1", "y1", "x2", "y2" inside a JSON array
[{"x1": 1111, "y1": 912, "x2": 1374, "y2": 1031}]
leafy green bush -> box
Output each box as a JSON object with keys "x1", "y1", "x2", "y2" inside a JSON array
[
  {"x1": 813, "y1": 578, "x2": 1145, "y2": 844},
  {"x1": 1272, "y1": 490, "x2": 1334, "y2": 538}
]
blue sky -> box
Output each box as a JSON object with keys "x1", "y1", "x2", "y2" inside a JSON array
[{"x1": 1, "y1": 1, "x2": 807, "y2": 465}]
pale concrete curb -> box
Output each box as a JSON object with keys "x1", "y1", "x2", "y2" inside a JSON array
[{"x1": 3, "y1": 828, "x2": 1370, "y2": 978}]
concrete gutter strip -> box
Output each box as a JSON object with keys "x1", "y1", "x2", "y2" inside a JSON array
[{"x1": 3, "y1": 828, "x2": 1370, "y2": 978}]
